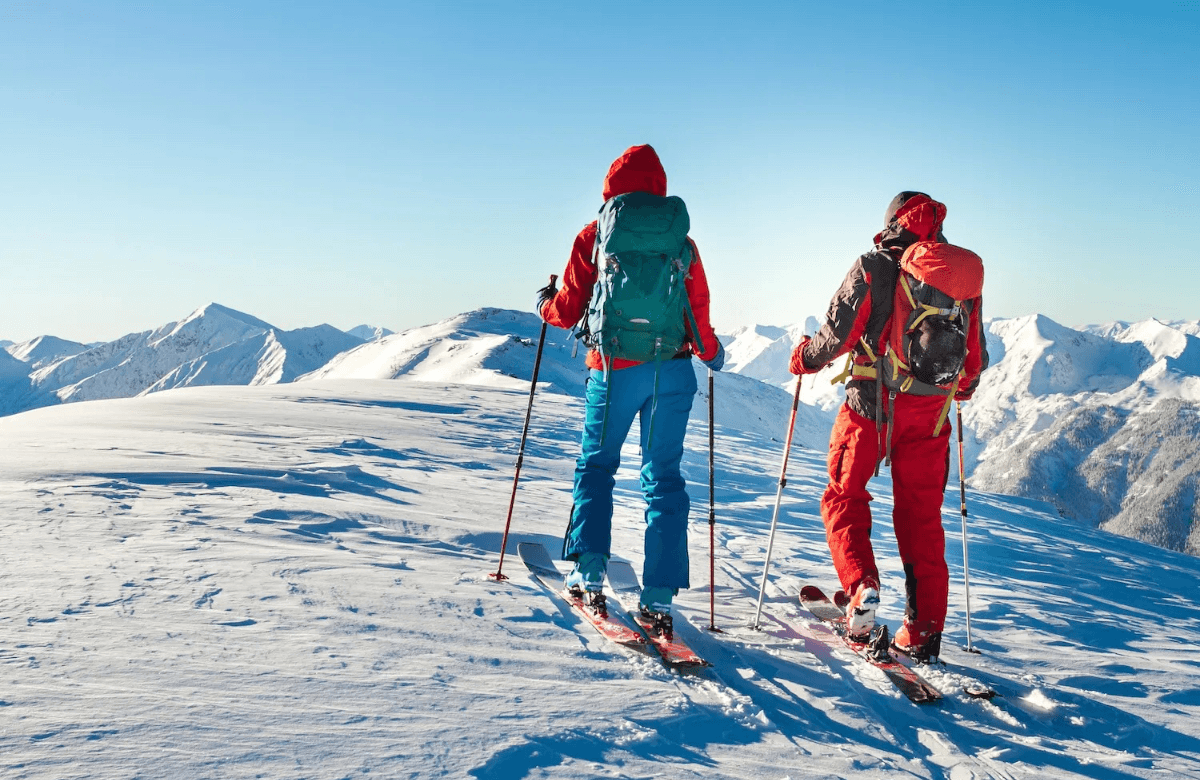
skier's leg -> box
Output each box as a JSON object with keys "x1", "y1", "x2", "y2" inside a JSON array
[
  {"x1": 638, "y1": 359, "x2": 697, "y2": 594},
  {"x1": 890, "y1": 394, "x2": 952, "y2": 631},
  {"x1": 563, "y1": 368, "x2": 644, "y2": 562},
  {"x1": 822, "y1": 404, "x2": 882, "y2": 594}
]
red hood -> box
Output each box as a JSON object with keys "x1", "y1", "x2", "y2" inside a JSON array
[
  {"x1": 894, "y1": 194, "x2": 947, "y2": 242},
  {"x1": 602, "y1": 144, "x2": 667, "y2": 201},
  {"x1": 873, "y1": 191, "x2": 947, "y2": 247}
]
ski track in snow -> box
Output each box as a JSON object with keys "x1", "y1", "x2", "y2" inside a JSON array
[{"x1": 1, "y1": 380, "x2": 1199, "y2": 779}]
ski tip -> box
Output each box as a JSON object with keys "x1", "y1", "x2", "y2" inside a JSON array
[
  {"x1": 964, "y1": 683, "x2": 998, "y2": 700},
  {"x1": 799, "y1": 585, "x2": 825, "y2": 602}
]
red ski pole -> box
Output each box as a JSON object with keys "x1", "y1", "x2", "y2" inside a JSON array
[{"x1": 490, "y1": 274, "x2": 556, "y2": 581}]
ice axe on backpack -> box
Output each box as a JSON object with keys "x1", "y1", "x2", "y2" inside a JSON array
[{"x1": 490, "y1": 274, "x2": 557, "y2": 582}]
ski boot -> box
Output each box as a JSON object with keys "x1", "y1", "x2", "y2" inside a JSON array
[
  {"x1": 844, "y1": 577, "x2": 880, "y2": 642},
  {"x1": 639, "y1": 605, "x2": 674, "y2": 640},
  {"x1": 893, "y1": 621, "x2": 942, "y2": 664}
]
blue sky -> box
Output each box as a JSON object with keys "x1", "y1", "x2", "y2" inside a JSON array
[{"x1": 2, "y1": 1, "x2": 1197, "y2": 342}]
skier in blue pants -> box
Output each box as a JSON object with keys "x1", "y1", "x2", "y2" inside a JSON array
[
  {"x1": 536, "y1": 144, "x2": 724, "y2": 631},
  {"x1": 566, "y1": 360, "x2": 697, "y2": 611}
]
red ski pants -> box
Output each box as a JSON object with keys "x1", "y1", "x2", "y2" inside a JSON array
[{"x1": 821, "y1": 394, "x2": 952, "y2": 631}]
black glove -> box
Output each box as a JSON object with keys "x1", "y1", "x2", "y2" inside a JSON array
[{"x1": 535, "y1": 280, "x2": 558, "y2": 318}]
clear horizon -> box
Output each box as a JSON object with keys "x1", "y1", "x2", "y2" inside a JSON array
[{"x1": 3, "y1": 1, "x2": 1198, "y2": 343}]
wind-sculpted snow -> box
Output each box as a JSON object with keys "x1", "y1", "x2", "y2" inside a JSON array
[{"x1": 1, "y1": 380, "x2": 1199, "y2": 777}]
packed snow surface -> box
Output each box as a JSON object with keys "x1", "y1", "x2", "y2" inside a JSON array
[{"x1": 2, "y1": 375, "x2": 1199, "y2": 778}]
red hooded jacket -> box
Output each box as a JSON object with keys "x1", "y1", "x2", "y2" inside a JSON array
[
  {"x1": 799, "y1": 193, "x2": 988, "y2": 422},
  {"x1": 540, "y1": 144, "x2": 720, "y2": 371}
]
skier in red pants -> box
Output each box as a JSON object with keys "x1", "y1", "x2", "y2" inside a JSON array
[{"x1": 789, "y1": 191, "x2": 988, "y2": 661}]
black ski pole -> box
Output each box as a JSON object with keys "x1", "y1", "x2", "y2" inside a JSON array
[
  {"x1": 957, "y1": 400, "x2": 980, "y2": 653},
  {"x1": 706, "y1": 368, "x2": 722, "y2": 632},
  {"x1": 752, "y1": 375, "x2": 803, "y2": 630},
  {"x1": 490, "y1": 274, "x2": 556, "y2": 581}
]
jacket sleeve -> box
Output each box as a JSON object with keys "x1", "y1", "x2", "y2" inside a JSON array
[
  {"x1": 801, "y1": 256, "x2": 874, "y2": 370},
  {"x1": 541, "y1": 222, "x2": 598, "y2": 330},
  {"x1": 684, "y1": 240, "x2": 721, "y2": 361},
  {"x1": 957, "y1": 297, "x2": 988, "y2": 400}
]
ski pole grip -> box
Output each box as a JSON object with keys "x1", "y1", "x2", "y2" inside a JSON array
[{"x1": 549, "y1": 274, "x2": 558, "y2": 286}]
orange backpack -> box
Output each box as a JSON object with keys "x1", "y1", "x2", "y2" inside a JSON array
[
  {"x1": 830, "y1": 239, "x2": 984, "y2": 444},
  {"x1": 881, "y1": 240, "x2": 984, "y2": 395}
]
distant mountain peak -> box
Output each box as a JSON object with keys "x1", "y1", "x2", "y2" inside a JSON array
[
  {"x1": 347, "y1": 324, "x2": 395, "y2": 342},
  {"x1": 182, "y1": 303, "x2": 277, "y2": 332}
]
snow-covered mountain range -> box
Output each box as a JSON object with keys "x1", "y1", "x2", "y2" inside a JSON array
[
  {"x1": 719, "y1": 314, "x2": 1200, "y2": 557},
  {"x1": 5, "y1": 305, "x2": 1199, "y2": 558},
  {"x1": 1, "y1": 304, "x2": 370, "y2": 417},
  {"x1": 965, "y1": 315, "x2": 1200, "y2": 556}
]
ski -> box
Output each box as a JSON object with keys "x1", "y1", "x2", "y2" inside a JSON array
[
  {"x1": 800, "y1": 585, "x2": 942, "y2": 704},
  {"x1": 831, "y1": 590, "x2": 999, "y2": 701},
  {"x1": 517, "y1": 543, "x2": 646, "y2": 647},
  {"x1": 606, "y1": 561, "x2": 710, "y2": 669}
]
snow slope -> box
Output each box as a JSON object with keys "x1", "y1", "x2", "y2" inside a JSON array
[{"x1": 1, "y1": 378, "x2": 1198, "y2": 778}]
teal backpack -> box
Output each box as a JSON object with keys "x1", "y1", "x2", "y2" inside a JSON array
[{"x1": 584, "y1": 191, "x2": 705, "y2": 366}]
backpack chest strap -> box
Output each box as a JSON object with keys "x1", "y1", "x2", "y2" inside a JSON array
[{"x1": 900, "y1": 275, "x2": 963, "y2": 332}]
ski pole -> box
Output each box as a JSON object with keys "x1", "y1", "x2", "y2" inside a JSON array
[
  {"x1": 752, "y1": 375, "x2": 804, "y2": 630},
  {"x1": 957, "y1": 401, "x2": 981, "y2": 653},
  {"x1": 706, "y1": 368, "x2": 722, "y2": 633},
  {"x1": 490, "y1": 274, "x2": 556, "y2": 581}
]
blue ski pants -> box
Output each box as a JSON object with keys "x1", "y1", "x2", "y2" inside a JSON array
[{"x1": 563, "y1": 358, "x2": 697, "y2": 589}]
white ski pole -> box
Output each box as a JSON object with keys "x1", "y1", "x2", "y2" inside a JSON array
[
  {"x1": 752, "y1": 376, "x2": 803, "y2": 630},
  {"x1": 957, "y1": 401, "x2": 981, "y2": 653}
]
